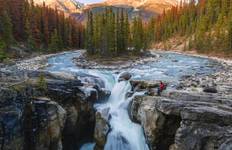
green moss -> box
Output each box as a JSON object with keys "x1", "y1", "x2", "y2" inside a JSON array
[
  {"x1": 37, "y1": 74, "x2": 47, "y2": 91},
  {"x1": 0, "y1": 39, "x2": 7, "y2": 62}
]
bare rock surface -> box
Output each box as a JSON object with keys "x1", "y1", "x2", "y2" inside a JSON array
[
  {"x1": 0, "y1": 68, "x2": 111, "y2": 150},
  {"x1": 130, "y1": 90, "x2": 232, "y2": 150},
  {"x1": 94, "y1": 108, "x2": 110, "y2": 150}
]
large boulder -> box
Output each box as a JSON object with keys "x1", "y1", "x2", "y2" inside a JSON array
[
  {"x1": 118, "y1": 72, "x2": 132, "y2": 82},
  {"x1": 94, "y1": 108, "x2": 110, "y2": 150},
  {"x1": 23, "y1": 97, "x2": 66, "y2": 150},
  {"x1": 130, "y1": 90, "x2": 232, "y2": 150}
]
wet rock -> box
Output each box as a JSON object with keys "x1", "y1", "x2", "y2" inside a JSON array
[
  {"x1": 172, "y1": 60, "x2": 178, "y2": 62},
  {"x1": 23, "y1": 97, "x2": 66, "y2": 150},
  {"x1": 126, "y1": 91, "x2": 134, "y2": 98},
  {"x1": 0, "y1": 105, "x2": 24, "y2": 150},
  {"x1": 97, "y1": 88, "x2": 111, "y2": 101},
  {"x1": 118, "y1": 72, "x2": 132, "y2": 82},
  {"x1": 94, "y1": 108, "x2": 110, "y2": 150},
  {"x1": 203, "y1": 87, "x2": 218, "y2": 93},
  {"x1": 104, "y1": 132, "x2": 131, "y2": 150},
  {"x1": 130, "y1": 90, "x2": 232, "y2": 150}
]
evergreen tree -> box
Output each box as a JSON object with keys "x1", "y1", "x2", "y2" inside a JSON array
[
  {"x1": 107, "y1": 8, "x2": 116, "y2": 56},
  {"x1": 25, "y1": 18, "x2": 36, "y2": 50},
  {"x1": 0, "y1": 11, "x2": 14, "y2": 48},
  {"x1": 0, "y1": 38, "x2": 7, "y2": 61},
  {"x1": 124, "y1": 12, "x2": 130, "y2": 52},
  {"x1": 49, "y1": 29, "x2": 62, "y2": 52},
  {"x1": 132, "y1": 17, "x2": 144, "y2": 54},
  {"x1": 228, "y1": 13, "x2": 232, "y2": 51},
  {"x1": 86, "y1": 11, "x2": 94, "y2": 55},
  {"x1": 0, "y1": 0, "x2": 84, "y2": 56}
]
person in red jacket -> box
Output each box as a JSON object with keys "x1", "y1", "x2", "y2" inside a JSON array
[{"x1": 157, "y1": 81, "x2": 165, "y2": 96}]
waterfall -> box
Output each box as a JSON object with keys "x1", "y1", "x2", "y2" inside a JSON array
[{"x1": 104, "y1": 80, "x2": 149, "y2": 150}]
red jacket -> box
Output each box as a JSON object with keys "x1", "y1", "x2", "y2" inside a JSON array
[{"x1": 160, "y1": 83, "x2": 165, "y2": 91}]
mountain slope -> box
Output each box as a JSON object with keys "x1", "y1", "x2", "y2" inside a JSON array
[
  {"x1": 34, "y1": 0, "x2": 179, "y2": 21},
  {"x1": 102, "y1": 0, "x2": 179, "y2": 13},
  {"x1": 34, "y1": 0, "x2": 84, "y2": 14}
]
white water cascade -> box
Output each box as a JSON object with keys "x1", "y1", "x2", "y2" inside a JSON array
[{"x1": 96, "y1": 76, "x2": 149, "y2": 150}]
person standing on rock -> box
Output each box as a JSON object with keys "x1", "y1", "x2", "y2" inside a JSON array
[{"x1": 157, "y1": 81, "x2": 165, "y2": 96}]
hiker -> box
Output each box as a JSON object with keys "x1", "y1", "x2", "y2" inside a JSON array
[{"x1": 157, "y1": 81, "x2": 165, "y2": 96}]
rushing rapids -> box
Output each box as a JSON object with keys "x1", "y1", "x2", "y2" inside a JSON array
[{"x1": 44, "y1": 50, "x2": 221, "y2": 150}]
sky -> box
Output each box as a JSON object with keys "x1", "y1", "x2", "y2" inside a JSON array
[{"x1": 78, "y1": 0, "x2": 104, "y2": 4}]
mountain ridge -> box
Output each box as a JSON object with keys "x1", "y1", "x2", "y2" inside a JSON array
[
  {"x1": 34, "y1": 0, "x2": 179, "y2": 14},
  {"x1": 86, "y1": 0, "x2": 179, "y2": 14},
  {"x1": 34, "y1": 0, "x2": 84, "y2": 14}
]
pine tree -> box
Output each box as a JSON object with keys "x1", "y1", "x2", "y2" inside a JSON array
[
  {"x1": 0, "y1": 38, "x2": 7, "y2": 61},
  {"x1": 86, "y1": 11, "x2": 94, "y2": 55},
  {"x1": 107, "y1": 8, "x2": 116, "y2": 56},
  {"x1": 124, "y1": 12, "x2": 130, "y2": 52},
  {"x1": 0, "y1": 11, "x2": 14, "y2": 48},
  {"x1": 228, "y1": 13, "x2": 232, "y2": 51},
  {"x1": 116, "y1": 9, "x2": 120, "y2": 55},
  {"x1": 25, "y1": 18, "x2": 36, "y2": 50},
  {"x1": 49, "y1": 29, "x2": 61, "y2": 52},
  {"x1": 148, "y1": 17, "x2": 155, "y2": 44}
]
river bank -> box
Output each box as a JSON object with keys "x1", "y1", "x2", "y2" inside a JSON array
[
  {"x1": 149, "y1": 49, "x2": 232, "y2": 96},
  {"x1": 153, "y1": 49, "x2": 232, "y2": 64}
]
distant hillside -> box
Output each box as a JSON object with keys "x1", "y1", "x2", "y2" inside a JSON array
[
  {"x1": 75, "y1": 5, "x2": 157, "y2": 22},
  {"x1": 104, "y1": 0, "x2": 179, "y2": 14},
  {"x1": 80, "y1": 0, "x2": 178, "y2": 21},
  {"x1": 34, "y1": 0, "x2": 84, "y2": 14},
  {"x1": 35, "y1": 0, "x2": 178, "y2": 21}
]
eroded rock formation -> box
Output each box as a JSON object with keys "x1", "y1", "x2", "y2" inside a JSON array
[
  {"x1": 0, "y1": 69, "x2": 110, "y2": 150},
  {"x1": 130, "y1": 90, "x2": 232, "y2": 150}
]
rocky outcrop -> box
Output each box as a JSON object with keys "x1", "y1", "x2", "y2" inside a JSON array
[
  {"x1": 130, "y1": 90, "x2": 232, "y2": 150},
  {"x1": 0, "y1": 69, "x2": 111, "y2": 150},
  {"x1": 0, "y1": 86, "x2": 66, "y2": 150},
  {"x1": 94, "y1": 108, "x2": 110, "y2": 150},
  {"x1": 118, "y1": 72, "x2": 132, "y2": 82},
  {"x1": 23, "y1": 97, "x2": 66, "y2": 150}
]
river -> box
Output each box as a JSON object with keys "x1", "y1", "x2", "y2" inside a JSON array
[{"x1": 45, "y1": 50, "x2": 219, "y2": 150}]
